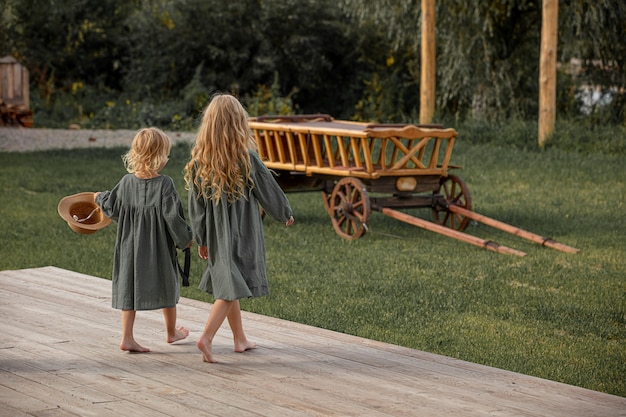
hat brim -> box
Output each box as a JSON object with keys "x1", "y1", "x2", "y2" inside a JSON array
[{"x1": 57, "y1": 192, "x2": 112, "y2": 235}]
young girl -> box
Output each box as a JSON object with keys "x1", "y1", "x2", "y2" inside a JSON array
[
  {"x1": 95, "y1": 127, "x2": 193, "y2": 353},
  {"x1": 185, "y1": 94, "x2": 294, "y2": 363}
]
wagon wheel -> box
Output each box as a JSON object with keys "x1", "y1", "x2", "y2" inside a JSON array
[
  {"x1": 329, "y1": 177, "x2": 371, "y2": 240},
  {"x1": 321, "y1": 190, "x2": 333, "y2": 216},
  {"x1": 432, "y1": 175, "x2": 472, "y2": 231}
]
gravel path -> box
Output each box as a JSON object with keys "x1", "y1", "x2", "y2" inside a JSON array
[{"x1": 0, "y1": 127, "x2": 196, "y2": 152}]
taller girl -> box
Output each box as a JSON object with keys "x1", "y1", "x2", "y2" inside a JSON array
[{"x1": 185, "y1": 94, "x2": 294, "y2": 363}]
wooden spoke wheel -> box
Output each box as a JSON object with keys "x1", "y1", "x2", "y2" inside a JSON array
[
  {"x1": 432, "y1": 175, "x2": 472, "y2": 231},
  {"x1": 329, "y1": 177, "x2": 371, "y2": 240},
  {"x1": 321, "y1": 190, "x2": 333, "y2": 216}
]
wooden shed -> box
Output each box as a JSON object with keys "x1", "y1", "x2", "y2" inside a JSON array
[{"x1": 0, "y1": 55, "x2": 33, "y2": 127}]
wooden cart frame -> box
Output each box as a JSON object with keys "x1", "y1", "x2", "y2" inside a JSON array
[
  {"x1": 0, "y1": 56, "x2": 33, "y2": 128},
  {"x1": 249, "y1": 114, "x2": 578, "y2": 256}
]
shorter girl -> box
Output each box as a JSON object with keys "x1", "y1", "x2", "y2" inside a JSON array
[
  {"x1": 185, "y1": 94, "x2": 294, "y2": 363},
  {"x1": 96, "y1": 127, "x2": 193, "y2": 352}
]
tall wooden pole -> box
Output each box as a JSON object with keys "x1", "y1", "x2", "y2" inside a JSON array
[
  {"x1": 420, "y1": 0, "x2": 436, "y2": 124},
  {"x1": 538, "y1": 0, "x2": 559, "y2": 148}
]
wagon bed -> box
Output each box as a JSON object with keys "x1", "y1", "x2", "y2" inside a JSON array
[{"x1": 251, "y1": 114, "x2": 456, "y2": 179}]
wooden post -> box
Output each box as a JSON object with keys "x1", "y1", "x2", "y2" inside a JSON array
[
  {"x1": 420, "y1": 0, "x2": 436, "y2": 124},
  {"x1": 538, "y1": 0, "x2": 559, "y2": 148},
  {"x1": 22, "y1": 65, "x2": 29, "y2": 109}
]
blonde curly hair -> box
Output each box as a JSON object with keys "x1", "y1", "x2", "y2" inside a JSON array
[
  {"x1": 122, "y1": 127, "x2": 171, "y2": 174},
  {"x1": 184, "y1": 94, "x2": 257, "y2": 203}
]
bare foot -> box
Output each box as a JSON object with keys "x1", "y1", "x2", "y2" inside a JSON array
[
  {"x1": 167, "y1": 326, "x2": 189, "y2": 343},
  {"x1": 234, "y1": 339, "x2": 257, "y2": 353},
  {"x1": 120, "y1": 340, "x2": 150, "y2": 353},
  {"x1": 197, "y1": 338, "x2": 217, "y2": 363}
]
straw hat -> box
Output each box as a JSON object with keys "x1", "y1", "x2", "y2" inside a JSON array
[{"x1": 57, "y1": 192, "x2": 111, "y2": 234}]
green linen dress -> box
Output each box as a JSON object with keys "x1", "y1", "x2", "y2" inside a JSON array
[
  {"x1": 188, "y1": 151, "x2": 293, "y2": 301},
  {"x1": 96, "y1": 174, "x2": 192, "y2": 311}
]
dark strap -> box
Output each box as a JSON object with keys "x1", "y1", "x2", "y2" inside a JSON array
[{"x1": 178, "y1": 247, "x2": 191, "y2": 287}]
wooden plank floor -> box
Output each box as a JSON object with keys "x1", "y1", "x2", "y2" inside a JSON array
[{"x1": 0, "y1": 267, "x2": 624, "y2": 417}]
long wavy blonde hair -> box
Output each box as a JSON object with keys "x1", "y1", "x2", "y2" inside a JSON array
[
  {"x1": 184, "y1": 94, "x2": 257, "y2": 203},
  {"x1": 122, "y1": 127, "x2": 171, "y2": 173}
]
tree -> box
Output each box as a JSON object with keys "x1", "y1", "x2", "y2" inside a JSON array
[
  {"x1": 4, "y1": 0, "x2": 135, "y2": 101},
  {"x1": 255, "y1": 0, "x2": 360, "y2": 116},
  {"x1": 120, "y1": 0, "x2": 360, "y2": 116},
  {"x1": 3, "y1": 0, "x2": 623, "y2": 128},
  {"x1": 559, "y1": 0, "x2": 626, "y2": 124},
  {"x1": 341, "y1": 0, "x2": 625, "y2": 125},
  {"x1": 121, "y1": 0, "x2": 261, "y2": 99}
]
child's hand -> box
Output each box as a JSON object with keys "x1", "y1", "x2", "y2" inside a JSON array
[
  {"x1": 285, "y1": 216, "x2": 294, "y2": 227},
  {"x1": 198, "y1": 245, "x2": 208, "y2": 260}
]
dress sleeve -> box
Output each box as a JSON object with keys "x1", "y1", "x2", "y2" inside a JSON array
[
  {"x1": 249, "y1": 151, "x2": 293, "y2": 222},
  {"x1": 95, "y1": 182, "x2": 121, "y2": 221},
  {"x1": 161, "y1": 176, "x2": 193, "y2": 249},
  {"x1": 188, "y1": 181, "x2": 208, "y2": 246}
]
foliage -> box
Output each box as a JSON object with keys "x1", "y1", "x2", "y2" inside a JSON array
[
  {"x1": 254, "y1": 0, "x2": 361, "y2": 117},
  {"x1": 341, "y1": 0, "x2": 542, "y2": 120},
  {"x1": 2, "y1": 0, "x2": 134, "y2": 101},
  {"x1": 2, "y1": 0, "x2": 362, "y2": 127},
  {"x1": 1, "y1": 126, "x2": 624, "y2": 396},
  {"x1": 560, "y1": 0, "x2": 626, "y2": 125},
  {"x1": 340, "y1": 0, "x2": 625, "y2": 124},
  {"x1": 244, "y1": 73, "x2": 296, "y2": 117},
  {"x1": 1, "y1": 0, "x2": 624, "y2": 133},
  {"x1": 340, "y1": 17, "x2": 421, "y2": 123},
  {"x1": 436, "y1": 0, "x2": 541, "y2": 120},
  {"x1": 121, "y1": 0, "x2": 261, "y2": 99}
]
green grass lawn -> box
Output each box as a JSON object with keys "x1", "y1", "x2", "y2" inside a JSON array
[{"x1": 0, "y1": 138, "x2": 624, "y2": 397}]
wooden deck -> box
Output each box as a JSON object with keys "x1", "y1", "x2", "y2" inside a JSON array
[{"x1": 1, "y1": 267, "x2": 624, "y2": 417}]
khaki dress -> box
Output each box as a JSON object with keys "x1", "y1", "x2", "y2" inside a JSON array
[
  {"x1": 188, "y1": 151, "x2": 293, "y2": 300},
  {"x1": 96, "y1": 174, "x2": 192, "y2": 310}
]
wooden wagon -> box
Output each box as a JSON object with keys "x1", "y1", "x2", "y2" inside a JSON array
[
  {"x1": 249, "y1": 114, "x2": 578, "y2": 256},
  {"x1": 0, "y1": 56, "x2": 33, "y2": 128}
]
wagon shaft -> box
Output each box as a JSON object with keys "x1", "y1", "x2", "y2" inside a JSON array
[
  {"x1": 448, "y1": 205, "x2": 580, "y2": 253},
  {"x1": 381, "y1": 208, "x2": 527, "y2": 256}
]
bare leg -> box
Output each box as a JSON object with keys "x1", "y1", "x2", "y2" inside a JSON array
[
  {"x1": 196, "y1": 299, "x2": 233, "y2": 363},
  {"x1": 227, "y1": 300, "x2": 256, "y2": 353},
  {"x1": 120, "y1": 310, "x2": 150, "y2": 352},
  {"x1": 163, "y1": 307, "x2": 189, "y2": 343}
]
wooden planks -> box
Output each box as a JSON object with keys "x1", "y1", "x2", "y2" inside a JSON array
[{"x1": 1, "y1": 267, "x2": 624, "y2": 417}]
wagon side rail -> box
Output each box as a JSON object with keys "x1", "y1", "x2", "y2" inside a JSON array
[
  {"x1": 363, "y1": 125, "x2": 458, "y2": 176},
  {"x1": 249, "y1": 118, "x2": 459, "y2": 180}
]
